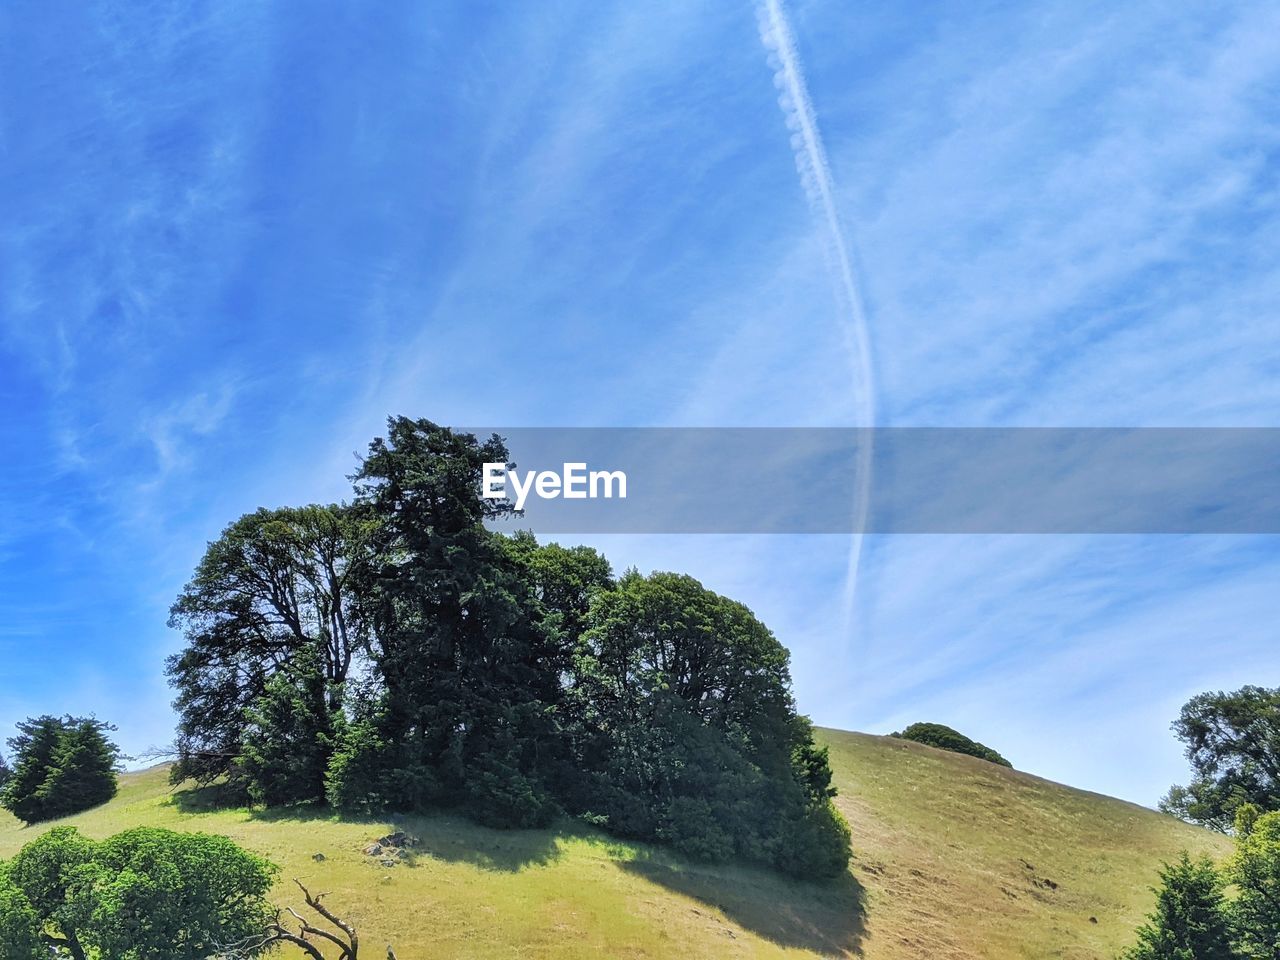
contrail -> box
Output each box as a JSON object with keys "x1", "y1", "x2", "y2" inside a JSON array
[{"x1": 757, "y1": 0, "x2": 876, "y2": 619}]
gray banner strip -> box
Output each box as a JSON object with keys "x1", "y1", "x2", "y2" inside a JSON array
[{"x1": 464, "y1": 428, "x2": 1280, "y2": 534}]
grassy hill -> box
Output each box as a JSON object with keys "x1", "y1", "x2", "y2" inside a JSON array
[{"x1": 0, "y1": 729, "x2": 1229, "y2": 959}]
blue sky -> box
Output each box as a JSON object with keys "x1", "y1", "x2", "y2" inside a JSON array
[{"x1": 2, "y1": 0, "x2": 1279, "y2": 806}]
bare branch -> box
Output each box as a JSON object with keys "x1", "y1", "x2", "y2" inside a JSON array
[{"x1": 218, "y1": 880, "x2": 390, "y2": 960}]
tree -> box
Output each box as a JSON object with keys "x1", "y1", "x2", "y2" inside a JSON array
[
  {"x1": 166, "y1": 503, "x2": 371, "y2": 793},
  {"x1": 328, "y1": 417, "x2": 564, "y2": 825},
  {"x1": 0, "y1": 751, "x2": 11, "y2": 789},
  {"x1": 1228, "y1": 808, "x2": 1280, "y2": 958},
  {"x1": 2, "y1": 826, "x2": 276, "y2": 960},
  {"x1": 1161, "y1": 686, "x2": 1280, "y2": 832},
  {"x1": 1, "y1": 716, "x2": 121, "y2": 824},
  {"x1": 1121, "y1": 852, "x2": 1238, "y2": 960},
  {"x1": 238, "y1": 646, "x2": 336, "y2": 806},
  {"x1": 891, "y1": 722, "x2": 1012, "y2": 768},
  {"x1": 571, "y1": 570, "x2": 852, "y2": 877}
]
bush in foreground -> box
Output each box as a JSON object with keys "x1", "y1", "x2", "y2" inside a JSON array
[
  {"x1": 0, "y1": 826, "x2": 276, "y2": 959},
  {"x1": 892, "y1": 722, "x2": 1012, "y2": 768}
]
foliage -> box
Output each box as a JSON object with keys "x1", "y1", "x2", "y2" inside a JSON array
[
  {"x1": 239, "y1": 647, "x2": 337, "y2": 806},
  {"x1": 1161, "y1": 687, "x2": 1280, "y2": 833},
  {"x1": 166, "y1": 503, "x2": 371, "y2": 792},
  {"x1": 570, "y1": 569, "x2": 852, "y2": 877},
  {"x1": 328, "y1": 417, "x2": 564, "y2": 824},
  {"x1": 1227, "y1": 809, "x2": 1280, "y2": 959},
  {"x1": 0, "y1": 826, "x2": 276, "y2": 960},
  {"x1": 168, "y1": 417, "x2": 852, "y2": 878},
  {"x1": 0, "y1": 865, "x2": 44, "y2": 960},
  {"x1": 891, "y1": 722, "x2": 1012, "y2": 768},
  {"x1": 1120, "y1": 852, "x2": 1238, "y2": 960},
  {"x1": 501, "y1": 530, "x2": 614, "y2": 663},
  {"x1": 0, "y1": 752, "x2": 11, "y2": 790},
  {"x1": 1, "y1": 716, "x2": 121, "y2": 824}
]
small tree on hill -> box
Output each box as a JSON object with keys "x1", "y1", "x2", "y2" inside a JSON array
[
  {"x1": 1, "y1": 716, "x2": 121, "y2": 824},
  {"x1": 1121, "y1": 852, "x2": 1238, "y2": 960},
  {"x1": 891, "y1": 722, "x2": 1012, "y2": 768}
]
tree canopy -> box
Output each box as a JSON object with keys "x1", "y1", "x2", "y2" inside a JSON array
[
  {"x1": 1, "y1": 716, "x2": 121, "y2": 824},
  {"x1": 1228, "y1": 806, "x2": 1280, "y2": 958},
  {"x1": 1161, "y1": 686, "x2": 1280, "y2": 833},
  {"x1": 165, "y1": 503, "x2": 371, "y2": 796},
  {"x1": 891, "y1": 722, "x2": 1012, "y2": 768}
]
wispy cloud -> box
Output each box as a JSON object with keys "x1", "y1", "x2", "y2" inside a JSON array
[
  {"x1": 140, "y1": 376, "x2": 241, "y2": 484},
  {"x1": 757, "y1": 0, "x2": 876, "y2": 632}
]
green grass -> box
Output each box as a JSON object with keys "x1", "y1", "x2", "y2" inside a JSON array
[{"x1": 0, "y1": 730, "x2": 1229, "y2": 959}]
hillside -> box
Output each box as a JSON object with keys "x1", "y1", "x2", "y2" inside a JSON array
[{"x1": 0, "y1": 729, "x2": 1229, "y2": 959}]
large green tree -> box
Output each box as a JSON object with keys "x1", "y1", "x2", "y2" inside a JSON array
[
  {"x1": 1, "y1": 716, "x2": 120, "y2": 824},
  {"x1": 168, "y1": 417, "x2": 856, "y2": 878},
  {"x1": 326, "y1": 417, "x2": 565, "y2": 826},
  {"x1": 166, "y1": 503, "x2": 371, "y2": 796},
  {"x1": 1161, "y1": 686, "x2": 1280, "y2": 832}
]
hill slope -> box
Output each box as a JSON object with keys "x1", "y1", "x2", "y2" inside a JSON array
[{"x1": 0, "y1": 729, "x2": 1228, "y2": 959}]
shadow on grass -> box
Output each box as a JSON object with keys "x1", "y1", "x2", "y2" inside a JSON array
[
  {"x1": 620, "y1": 854, "x2": 867, "y2": 957},
  {"x1": 167, "y1": 783, "x2": 864, "y2": 953},
  {"x1": 167, "y1": 784, "x2": 565, "y2": 871},
  {"x1": 168, "y1": 781, "x2": 254, "y2": 814},
  {"x1": 389, "y1": 814, "x2": 568, "y2": 872}
]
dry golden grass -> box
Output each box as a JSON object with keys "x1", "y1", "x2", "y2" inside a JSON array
[{"x1": 0, "y1": 729, "x2": 1228, "y2": 959}]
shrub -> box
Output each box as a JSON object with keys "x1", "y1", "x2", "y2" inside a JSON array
[
  {"x1": 465, "y1": 755, "x2": 559, "y2": 830},
  {"x1": 3, "y1": 826, "x2": 277, "y2": 960},
  {"x1": 775, "y1": 800, "x2": 855, "y2": 879},
  {"x1": 892, "y1": 722, "x2": 1012, "y2": 767},
  {"x1": 240, "y1": 650, "x2": 336, "y2": 807}
]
